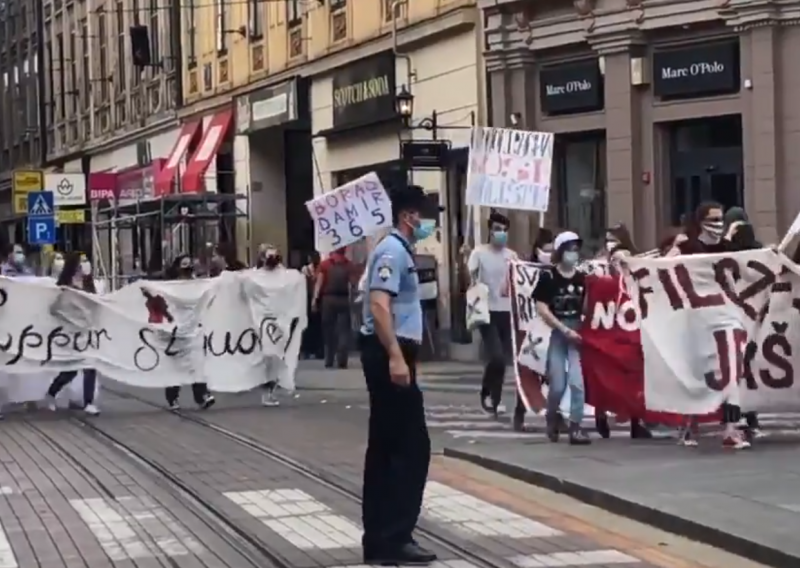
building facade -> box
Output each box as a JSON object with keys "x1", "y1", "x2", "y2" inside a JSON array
[
  {"x1": 181, "y1": 0, "x2": 485, "y2": 354},
  {"x1": 484, "y1": 0, "x2": 800, "y2": 251},
  {"x1": 0, "y1": 0, "x2": 46, "y2": 235}
]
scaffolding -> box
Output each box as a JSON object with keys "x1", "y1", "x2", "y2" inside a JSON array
[{"x1": 90, "y1": 190, "x2": 250, "y2": 290}]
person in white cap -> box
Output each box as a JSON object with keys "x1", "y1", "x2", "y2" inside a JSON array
[{"x1": 532, "y1": 230, "x2": 591, "y2": 445}]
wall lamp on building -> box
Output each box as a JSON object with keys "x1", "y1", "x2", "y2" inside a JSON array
[{"x1": 395, "y1": 85, "x2": 475, "y2": 141}]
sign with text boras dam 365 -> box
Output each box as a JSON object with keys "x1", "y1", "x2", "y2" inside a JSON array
[{"x1": 331, "y1": 51, "x2": 397, "y2": 130}]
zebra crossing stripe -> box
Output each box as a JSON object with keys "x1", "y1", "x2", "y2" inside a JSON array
[
  {"x1": 423, "y1": 481, "x2": 563, "y2": 538},
  {"x1": 0, "y1": 520, "x2": 17, "y2": 568},
  {"x1": 511, "y1": 549, "x2": 639, "y2": 566},
  {"x1": 70, "y1": 497, "x2": 204, "y2": 560},
  {"x1": 223, "y1": 489, "x2": 362, "y2": 549}
]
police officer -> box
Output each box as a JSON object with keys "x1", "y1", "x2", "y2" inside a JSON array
[{"x1": 360, "y1": 184, "x2": 438, "y2": 566}]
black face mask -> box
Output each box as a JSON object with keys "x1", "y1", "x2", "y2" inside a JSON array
[
  {"x1": 265, "y1": 255, "x2": 280, "y2": 268},
  {"x1": 179, "y1": 267, "x2": 193, "y2": 277}
]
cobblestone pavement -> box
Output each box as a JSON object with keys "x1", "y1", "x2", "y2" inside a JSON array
[
  {"x1": 0, "y1": 362, "x2": 779, "y2": 568},
  {"x1": 49, "y1": 386, "x2": 766, "y2": 568}
]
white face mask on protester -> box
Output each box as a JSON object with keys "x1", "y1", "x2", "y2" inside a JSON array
[{"x1": 699, "y1": 221, "x2": 725, "y2": 244}]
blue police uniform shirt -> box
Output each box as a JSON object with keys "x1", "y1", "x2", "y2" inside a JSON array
[{"x1": 360, "y1": 230, "x2": 423, "y2": 342}]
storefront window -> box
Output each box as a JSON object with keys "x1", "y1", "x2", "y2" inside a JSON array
[{"x1": 555, "y1": 133, "x2": 607, "y2": 252}]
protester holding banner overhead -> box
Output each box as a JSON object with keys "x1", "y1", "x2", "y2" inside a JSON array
[
  {"x1": 533, "y1": 231, "x2": 591, "y2": 445},
  {"x1": 359, "y1": 184, "x2": 437, "y2": 566},
  {"x1": 161, "y1": 254, "x2": 216, "y2": 411},
  {"x1": 45, "y1": 252, "x2": 101, "y2": 416},
  {"x1": 673, "y1": 202, "x2": 749, "y2": 449},
  {"x1": 258, "y1": 244, "x2": 287, "y2": 407},
  {"x1": 468, "y1": 211, "x2": 518, "y2": 417}
]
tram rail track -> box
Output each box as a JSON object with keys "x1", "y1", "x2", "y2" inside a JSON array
[{"x1": 77, "y1": 387, "x2": 518, "y2": 568}]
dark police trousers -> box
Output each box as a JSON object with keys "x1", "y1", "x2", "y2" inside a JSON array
[
  {"x1": 48, "y1": 369, "x2": 97, "y2": 405},
  {"x1": 360, "y1": 333, "x2": 431, "y2": 550},
  {"x1": 322, "y1": 296, "x2": 351, "y2": 368},
  {"x1": 165, "y1": 383, "x2": 209, "y2": 405}
]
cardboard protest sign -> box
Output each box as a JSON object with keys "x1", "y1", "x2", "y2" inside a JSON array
[
  {"x1": 466, "y1": 127, "x2": 554, "y2": 212},
  {"x1": 305, "y1": 172, "x2": 391, "y2": 253}
]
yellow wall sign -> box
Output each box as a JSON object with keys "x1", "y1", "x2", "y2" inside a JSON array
[
  {"x1": 12, "y1": 170, "x2": 44, "y2": 214},
  {"x1": 12, "y1": 170, "x2": 43, "y2": 194},
  {"x1": 56, "y1": 209, "x2": 86, "y2": 224},
  {"x1": 13, "y1": 194, "x2": 29, "y2": 215}
]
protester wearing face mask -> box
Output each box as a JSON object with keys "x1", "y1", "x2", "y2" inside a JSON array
[
  {"x1": 163, "y1": 254, "x2": 216, "y2": 411},
  {"x1": 468, "y1": 212, "x2": 518, "y2": 420},
  {"x1": 672, "y1": 202, "x2": 749, "y2": 449},
  {"x1": 50, "y1": 252, "x2": 65, "y2": 279},
  {"x1": 256, "y1": 244, "x2": 288, "y2": 407},
  {"x1": 359, "y1": 184, "x2": 439, "y2": 566},
  {"x1": 45, "y1": 252, "x2": 101, "y2": 415},
  {"x1": 1, "y1": 244, "x2": 32, "y2": 276},
  {"x1": 210, "y1": 243, "x2": 247, "y2": 275},
  {"x1": 533, "y1": 231, "x2": 591, "y2": 445},
  {"x1": 531, "y1": 228, "x2": 554, "y2": 264},
  {"x1": 722, "y1": 207, "x2": 764, "y2": 441}
]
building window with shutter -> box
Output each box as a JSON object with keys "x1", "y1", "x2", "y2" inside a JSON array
[
  {"x1": 249, "y1": 0, "x2": 264, "y2": 39},
  {"x1": 215, "y1": 0, "x2": 227, "y2": 54}
]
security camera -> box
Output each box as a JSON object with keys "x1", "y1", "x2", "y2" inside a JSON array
[{"x1": 509, "y1": 112, "x2": 522, "y2": 126}]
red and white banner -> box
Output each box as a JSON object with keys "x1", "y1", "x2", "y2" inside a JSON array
[
  {"x1": 625, "y1": 248, "x2": 796, "y2": 414},
  {"x1": 510, "y1": 251, "x2": 800, "y2": 419}
]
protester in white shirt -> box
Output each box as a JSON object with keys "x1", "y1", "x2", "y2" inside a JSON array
[{"x1": 467, "y1": 212, "x2": 518, "y2": 417}]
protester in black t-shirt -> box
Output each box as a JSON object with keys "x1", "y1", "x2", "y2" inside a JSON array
[{"x1": 533, "y1": 231, "x2": 591, "y2": 445}]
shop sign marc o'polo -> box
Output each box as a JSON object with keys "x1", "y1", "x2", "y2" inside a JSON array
[
  {"x1": 653, "y1": 41, "x2": 739, "y2": 98},
  {"x1": 539, "y1": 60, "x2": 604, "y2": 115}
]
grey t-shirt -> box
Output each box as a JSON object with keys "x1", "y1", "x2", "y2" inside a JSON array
[{"x1": 467, "y1": 245, "x2": 518, "y2": 312}]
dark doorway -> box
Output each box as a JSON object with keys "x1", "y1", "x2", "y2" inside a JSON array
[{"x1": 669, "y1": 115, "x2": 743, "y2": 225}]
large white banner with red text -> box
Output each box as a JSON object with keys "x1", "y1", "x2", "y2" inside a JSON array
[
  {"x1": 511, "y1": 251, "x2": 800, "y2": 417},
  {"x1": 625, "y1": 248, "x2": 796, "y2": 414}
]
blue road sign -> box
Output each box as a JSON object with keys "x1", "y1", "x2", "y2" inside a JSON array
[
  {"x1": 26, "y1": 191, "x2": 56, "y2": 245},
  {"x1": 28, "y1": 217, "x2": 56, "y2": 245},
  {"x1": 28, "y1": 191, "x2": 55, "y2": 217}
]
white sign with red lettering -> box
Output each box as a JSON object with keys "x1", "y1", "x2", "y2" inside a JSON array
[
  {"x1": 625, "y1": 249, "x2": 788, "y2": 414},
  {"x1": 306, "y1": 173, "x2": 391, "y2": 253},
  {"x1": 466, "y1": 127, "x2": 554, "y2": 212}
]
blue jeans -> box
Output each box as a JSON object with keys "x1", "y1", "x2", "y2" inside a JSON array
[{"x1": 546, "y1": 319, "x2": 585, "y2": 424}]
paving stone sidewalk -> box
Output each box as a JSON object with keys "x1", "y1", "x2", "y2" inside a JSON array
[
  {"x1": 0, "y1": 417, "x2": 255, "y2": 568},
  {"x1": 92, "y1": 391, "x2": 689, "y2": 568},
  {"x1": 444, "y1": 439, "x2": 800, "y2": 568}
]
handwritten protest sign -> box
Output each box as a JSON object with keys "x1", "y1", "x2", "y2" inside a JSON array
[
  {"x1": 466, "y1": 127, "x2": 554, "y2": 212},
  {"x1": 0, "y1": 270, "x2": 306, "y2": 392},
  {"x1": 306, "y1": 172, "x2": 391, "y2": 253}
]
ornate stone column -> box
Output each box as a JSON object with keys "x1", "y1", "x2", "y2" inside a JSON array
[{"x1": 589, "y1": 33, "x2": 645, "y2": 246}]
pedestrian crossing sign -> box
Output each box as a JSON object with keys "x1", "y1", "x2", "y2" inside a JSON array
[{"x1": 27, "y1": 191, "x2": 54, "y2": 217}]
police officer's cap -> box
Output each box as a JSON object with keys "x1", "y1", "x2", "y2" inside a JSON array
[{"x1": 389, "y1": 184, "x2": 444, "y2": 217}]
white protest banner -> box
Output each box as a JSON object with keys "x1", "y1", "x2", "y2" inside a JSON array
[
  {"x1": 624, "y1": 249, "x2": 783, "y2": 414},
  {"x1": 0, "y1": 270, "x2": 307, "y2": 393},
  {"x1": 305, "y1": 172, "x2": 391, "y2": 253},
  {"x1": 510, "y1": 261, "x2": 551, "y2": 376},
  {"x1": 466, "y1": 127, "x2": 554, "y2": 212}
]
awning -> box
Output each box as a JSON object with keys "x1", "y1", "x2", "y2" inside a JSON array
[
  {"x1": 182, "y1": 109, "x2": 233, "y2": 193},
  {"x1": 154, "y1": 121, "x2": 201, "y2": 197}
]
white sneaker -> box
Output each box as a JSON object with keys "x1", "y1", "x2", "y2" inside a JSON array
[
  {"x1": 200, "y1": 394, "x2": 216, "y2": 410},
  {"x1": 261, "y1": 389, "x2": 280, "y2": 407},
  {"x1": 83, "y1": 404, "x2": 100, "y2": 416},
  {"x1": 168, "y1": 401, "x2": 180, "y2": 411},
  {"x1": 44, "y1": 395, "x2": 57, "y2": 411}
]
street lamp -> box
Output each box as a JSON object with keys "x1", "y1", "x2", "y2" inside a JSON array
[{"x1": 395, "y1": 85, "x2": 414, "y2": 125}]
